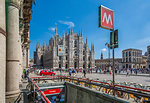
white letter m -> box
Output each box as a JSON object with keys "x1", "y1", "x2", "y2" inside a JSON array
[{"x1": 102, "y1": 12, "x2": 113, "y2": 25}]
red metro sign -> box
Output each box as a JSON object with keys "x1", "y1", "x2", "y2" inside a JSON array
[
  {"x1": 44, "y1": 88, "x2": 61, "y2": 95},
  {"x1": 99, "y1": 5, "x2": 114, "y2": 30}
]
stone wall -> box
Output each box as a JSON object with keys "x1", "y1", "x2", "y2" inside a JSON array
[{"x1": 65, "y1": 82, "x2": 129, "y2": 103}]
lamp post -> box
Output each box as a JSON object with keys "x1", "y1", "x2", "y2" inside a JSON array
[{"x1": 105, "y1": 43, "x2": 110, "y2": 67}]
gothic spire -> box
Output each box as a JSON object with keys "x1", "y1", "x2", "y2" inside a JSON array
[
  {"x1": 66, "y1": 31, "x2": 68, "y2": 36},
  {"x1": 55, "y1": 23, "x2": 57, "y2": 36},
  {"x1": 63, "y1": 31, "x2": 65, "y2": 38},
  {"x1": 101, "y1": 52, "x2": 103, "y2": 60},
  {"x1": 91, "y1": 43, "x2": 95, "y2": 52},
  {"x1": 81, "y1": 28, "x2": 82, "y2": 37},
  {"x1": 86, "y1": 37, "x2": 88, "y2": 45},
  {"x1": 79, "y1": 29, "x2": 81, "y2": 36},
  {"x1": 71, "y1": 28, "x2": 73, "y2": 35},
  {"x1": 36, "y1": 42, "x2": 40, "y2": 49},
  {"x1": 69, "y1": 28, "x2": 71, "y2": 35}
]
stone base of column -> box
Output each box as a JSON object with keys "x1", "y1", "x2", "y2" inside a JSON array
[{"x1": 6, "y1": 90, "x2": 20, "y2": 103}]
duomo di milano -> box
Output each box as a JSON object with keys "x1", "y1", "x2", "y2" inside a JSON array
[{"x1": 34, "y1": 25, "x2": 95, "y2": 69}]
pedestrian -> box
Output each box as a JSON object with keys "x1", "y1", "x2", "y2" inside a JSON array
[
  {"x1": 25, "y1": 69, "x2": 27, "y2": 79},
  {"x1": 69, "y1": 69, "x2": 72, "y2": 76},
  {"x1": 135, "y1": 68, "x2": 138, "y2": 75},
  {"x1": 72, "y1": 69, "x2": 76, "y2": 76},
  {"x1": 77, "y1": 68, "x2": 79, "y2": 73},
  {"x1": 130, "y1": 68, "x2": 133, "y2": 75},
  {"x1": 83, "y1": 69, "x2": 86, "y2": 78},
  {"x1": 100, "y1": 69, "x2": 102, "y2": 73},
  {"x1": 126, "y1": 68, "x2": 130, "y2": 76},
  {"x1": 115, "y1": 69, "x2": 117, "y2": 75},
  {"x1": 96, "y1": 68, "x2": 98, "y2": 73}
]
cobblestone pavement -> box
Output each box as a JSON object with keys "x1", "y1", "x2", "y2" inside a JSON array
[
  {"x1": 55, "y1": 72, "x2": 150, "y2": 86},
  {"x1": 29, "y1": 71, "x2": 150, "y2": 86}
]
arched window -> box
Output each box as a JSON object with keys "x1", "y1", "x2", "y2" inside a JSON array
[
  {"x1": 66, "y1": 49, "x2": 68, "y2": 53},
  {"x1": 74, "y1": 51, "x2": 77, "y2": 56},
  {"x1": 74, "y1": 40, "x2": 77, "y2": 47}
]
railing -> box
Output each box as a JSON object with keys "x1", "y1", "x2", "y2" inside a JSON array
[
  {"x1": 28, "y1": 77, "x2": 51, "y2": 103},
  {"x1": 29, "y1": 76, "x2": 150, "y2": 103}
]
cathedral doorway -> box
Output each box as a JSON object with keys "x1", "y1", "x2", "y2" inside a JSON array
[
  {"x1": 88, "y1": 64, "x2": 90, "y2": 68},
  {"x1": 66, "y1": 64, "x2": 68, "y2": 69},
  {"x1": 59, "y1": 64, "x2": 61, "y2": 68},
  {"x1": 83, "y1": 64, "x2": 85, "y2": 69},
  {"x1": 74, "y1": 62, "x2": 77, "y2": 68}
]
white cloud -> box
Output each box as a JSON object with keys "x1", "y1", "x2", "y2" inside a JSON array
[
  {"x1": 102, "y1": 48, "x2": 107, "y2": 52},
  {"x1": 48, "y1": 27, "x2": 55, "y2": 32},
  {"x1": 58, "y1": 20, "x2": 75, "y2": 28}
]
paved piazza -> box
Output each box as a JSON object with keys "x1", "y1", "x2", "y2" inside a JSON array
[{"x1": 30, "y1": 72, "x2": 150, "y2": 86}]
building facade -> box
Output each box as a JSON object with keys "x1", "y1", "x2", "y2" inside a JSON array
[
  {"x1": 147, "y1": 45, "x2": 150, "y2": 68},
  {"x1": 95, "y1": 58, "x2": 122, "y2": 70},
  {"x1": 142, "y1": 55, "x2": 147, "y2": 68},
  {"x1": 34, "y1": 26, "x2": 95, "y2": 69},
  {"x1": 122, "y1": 48, "x2": 142, "y2": 69}
]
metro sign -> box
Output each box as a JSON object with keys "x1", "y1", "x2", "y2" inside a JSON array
[
  {"x1": 44, "y1": 88, "x2": 61, "y2": 95},
  {"x1": 99, "y1": 5, "x2": 114, "y2": 30}
]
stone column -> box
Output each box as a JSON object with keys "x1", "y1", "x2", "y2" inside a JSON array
[
  {"x1": 6, "y1": 0, "x2": 20, "y2": 102},
  {"x1": 26, "y1": 46, "x2": 29, "y2": 69},
  {"x1": 22, "y1": 45, "x2": 26, "y2": 69},
  {"x1": 19, "y1": 34, "x2": 22, "y2": 83},
  {"x1": 0, "y1": 0, "x2": 6, "y2": 102}
]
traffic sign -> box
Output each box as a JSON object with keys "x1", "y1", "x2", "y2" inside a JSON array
[
  {"x1": 110, "y1": 29, "x2": 118, "y2": 49},
  {"x1": 58, "y1": 45, "x2": 65, "y2": 56},
  {"x1": 99, "y1": 5, "x2": 114, "y2": 30}
]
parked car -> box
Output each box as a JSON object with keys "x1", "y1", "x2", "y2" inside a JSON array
[{"x1": 40, "y1": 70, "x2": 56, "y2": 76}]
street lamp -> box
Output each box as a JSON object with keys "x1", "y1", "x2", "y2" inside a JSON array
[{"x1": 105, "y1": 43, "x2": 110, "y2": 67}]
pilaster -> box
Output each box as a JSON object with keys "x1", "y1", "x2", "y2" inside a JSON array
[{"x1": 0, "y1": 0, "x2": 6, "y2": 102}]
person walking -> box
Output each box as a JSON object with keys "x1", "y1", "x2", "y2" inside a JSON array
[
  {"x1": 69, "y1": 69, "x2": 72, "y2": 76},
  {"x1": 83, "y1": 69, "x2": 86, "y2": 78},
  {"x1": 126, "y1": 68, "x2": 130, "y2": 76},
  {"x1": 130, "y1": 68, "x2": 133, "y2": 75}
]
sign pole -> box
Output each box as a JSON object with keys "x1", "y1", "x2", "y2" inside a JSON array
[
  {"x1": 99, "y1": 5, "x2": 117, "y2": 96},
  {"x1": 112, "y1": 30, "x2": 115, "y2": 96}
]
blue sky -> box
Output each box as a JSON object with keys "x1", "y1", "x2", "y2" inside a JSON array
[{"x1": 29, "y1": 0, "x2": 150, "y2": 59}]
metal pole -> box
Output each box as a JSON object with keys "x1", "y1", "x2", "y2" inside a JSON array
[
  {"x1": 112, "y1": 30, "x2": 115, "y2": 96},
  {"x1": 108, "y1": 44, "x2": 110, "y2": 68}
]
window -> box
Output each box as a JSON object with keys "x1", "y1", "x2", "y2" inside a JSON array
[
  {"x1": 129, "y1": 57, "x2": 131, "y2": 62},
  {"x1": 126, "y1": 52, "x2": 128, "y2": 57},
  {"x1": 66, "y1": 49, "x2": 68, "y2": 53},
  {"x1": 88, "y1": 57, "x2": 90, "y2": 61},
  {"x1": 59, "y1": 56, "x2": 61, "y2": 60},
  {"x1": 123, "y1": 53, "x2": 125, "y2": 57},
  {"x1": 74, "y1": 40, "x2": 77, "y2": 47},
  {"x1": 74, "y1": 51, "x2": 77, "y2": 56},
  {"x1": 83, "y1": 57, "x2": 85, "y2": 61},
  {"x1": 66, "y1": 56, "x2": 68, "y2": 60},
  {"x1": 126, "y1": 58, "x2": 128, "y2": 62},
  {"x1": 129, "y1": 51, "x2": 131, "y2": 56}
]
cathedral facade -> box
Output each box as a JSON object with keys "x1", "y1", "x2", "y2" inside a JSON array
[{"x1": 34, "y1": 26, "x2": 95, "y2": 69}]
